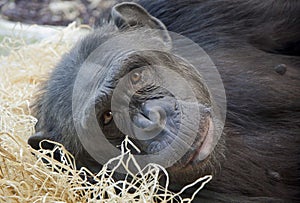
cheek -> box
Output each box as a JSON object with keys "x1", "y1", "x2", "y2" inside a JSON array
[{"x1": 101, "y1": 121, "x2": 125, "y2": 146}]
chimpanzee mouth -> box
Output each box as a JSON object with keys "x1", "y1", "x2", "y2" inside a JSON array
[{"x1": 181, "y1": 116, "x2": 214, "y2": 168}]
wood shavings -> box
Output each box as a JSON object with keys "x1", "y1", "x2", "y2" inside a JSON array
[{"x1": 0, "y1": 23, "x2": 211, "y2": 202}]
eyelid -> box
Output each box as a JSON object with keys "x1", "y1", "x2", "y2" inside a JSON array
[{"x1": 128, "y1": 65, "x2": 142, "y2": 72}]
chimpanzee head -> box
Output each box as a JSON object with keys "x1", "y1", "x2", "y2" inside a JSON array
[{"x1": 28, "y1": 2, "x2": 226, "y2": 185}]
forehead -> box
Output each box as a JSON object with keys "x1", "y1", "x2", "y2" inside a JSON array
[
  {"x1": 102, "y1": 50, "x2": 174, "y2": 84},
  {"x1": 78, "y1": 33, "x2": 170, "y2": 81}
]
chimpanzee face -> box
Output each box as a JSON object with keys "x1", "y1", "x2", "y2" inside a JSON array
[
  {"x1": 28, "y1": 2, "x2": 226, "y2": 184},
  {"x1": 95, "y1": 50, "x2": 213, "y2": 157}
]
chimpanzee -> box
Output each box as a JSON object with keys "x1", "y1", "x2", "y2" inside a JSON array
[{"x1": 28, "y1": 1, "x2": 300, "y2": 202}]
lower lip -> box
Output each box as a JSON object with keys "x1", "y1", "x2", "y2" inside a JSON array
[{"x1": 184, "y1": 117, "x2": 214, "y2": 166}]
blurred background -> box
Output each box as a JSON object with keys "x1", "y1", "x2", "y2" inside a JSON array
[{"x1": 0, "y1": 0, "x2": 123, "y2": 26}]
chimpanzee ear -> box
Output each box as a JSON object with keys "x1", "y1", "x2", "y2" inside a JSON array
[
  {"x1": 28, "y1": 132, "x2": 55, "y2": 150},
  {"x1": 111, "y1": 2, "x2": 171, "y2": 46}
]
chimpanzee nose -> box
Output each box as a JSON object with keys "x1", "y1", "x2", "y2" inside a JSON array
[{"x1": 133, "y1": 102, "x2": 166, "y2": 137}]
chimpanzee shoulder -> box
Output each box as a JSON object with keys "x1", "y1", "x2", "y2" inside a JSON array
[{"x1": 139, "y1": 0, "x2": 300, "y2": 55}]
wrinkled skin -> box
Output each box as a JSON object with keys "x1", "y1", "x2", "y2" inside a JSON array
[{"x1": 28, "y1": 1, "x2": 300, "y2": 202}]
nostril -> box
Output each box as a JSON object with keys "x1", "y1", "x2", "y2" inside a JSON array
[
  {"x1": 144, "y1": 105, "x2": 166, "y2": 125},
  {"x1": 148, "y1": 107, "x2": 161, "y2": 123},
  {"x1": 132, "y1": 103, "x2": 169, "y2": 140},
  {"x1": 133, "y1": 114, "x2": 156, "y2": 130},
  {"x1": 133, "y1": 105, "x2": 166, "y2": 132}
]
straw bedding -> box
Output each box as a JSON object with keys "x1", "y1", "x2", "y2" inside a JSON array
[{"x1": 0, "y1": 23, "x2": 211, "y2": 202}]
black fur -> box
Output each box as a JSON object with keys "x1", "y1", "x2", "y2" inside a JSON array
[
  {"x1": 29, "y1": 1, "x2": 300, "y2": 202},
  {"x1": 136, "y1": 0, "x2": 300, "y2": 202}
]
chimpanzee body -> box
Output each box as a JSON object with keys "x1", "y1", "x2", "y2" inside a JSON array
[
  {"x1": 136, "y1": 0, "x2": 300, "y2": 201},
  {"x1": 29, "y1": 1, "x2": 300, "y2": 202}
]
